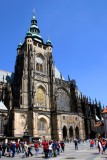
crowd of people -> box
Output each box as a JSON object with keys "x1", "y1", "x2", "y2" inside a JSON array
[
  {"x1": 90, "y1": 138, "x2": 107, "y2": 154},
  {"x1": 0, "y1": 139, "x2": 65, "y2": 158},
  {"x1": 0, "y1": 138, "x2": 106, "y2": 158}
]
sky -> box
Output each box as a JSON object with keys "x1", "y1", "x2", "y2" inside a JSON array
[{"x1": 0, "y1": 0, "x2": 107, "y2": 107}]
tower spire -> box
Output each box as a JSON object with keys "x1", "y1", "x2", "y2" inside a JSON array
[
  {"x1": 33, "y1": 8, "x2": 35, "y2": 17},
  {"x1": 26, "y1": 10, "x2": 44, "y2": 43}
]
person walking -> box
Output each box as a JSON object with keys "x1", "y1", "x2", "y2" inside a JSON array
[
  {"x1": 16, "y1": 141, "x2": 19, "y2": 154},
  {"x1": 56, "y1": 141, "x2": 60, "y2": 155},
  {"x1": 60, "y1": 141, "x2": 65, "y2": 152},
  {"x1": 90, "y1": 139, "x2": 95, "y2": 149},
  {"x1": 2, "y1": 141, "x2": 6, "y2": 156},
  {"x1": 10, "y1": 141, "x2": 16, "y2": 158},
  {"x1": 28, "y1": 142, "x2": 33, "y2": 157},
  {"x1": 98, "y1": 139, "x2": 102, "y2": 154},
  {"x1": 74, "y1": 139, "x2": 78, "y2": 150},
  {"x1": 48, "y1": 141, "x2": 53, "y2": 158},
  {"x1": 34, "y1": 141, "x2": 39, "y2": 156},
  {"x1": 101, "y1": 139, "x2": 106, "y2": 154},
  {"x1": 24, "y1": 142, "x2": 28, "y2": 157},
  {"x1": 42, "y1": 140, "x2": 49, "y2": 158}
]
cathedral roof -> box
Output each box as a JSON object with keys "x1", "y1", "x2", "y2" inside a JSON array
[
  {"x1": 0, "y1": 67, "x2": 64, "y2": 82},
  {"x1": 0, "y1": 101, "x2": 7, "y2": 110},
  {"x1": 102, "y1": 107, "x2": 107, "y2": 114},
  {"x1": 55, "y1": 67, "x2": 64, "y2": 80},
  {"x1": 96, "y1": 115, "x2": 100, "y2": 120},
  {"x1": 0, "y1": 70, "x2": 13, "y2": 83}
]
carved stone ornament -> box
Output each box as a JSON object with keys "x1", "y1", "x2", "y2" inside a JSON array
[{"x1": 20, "y1": 115, "x2": 26, "y2": 127}]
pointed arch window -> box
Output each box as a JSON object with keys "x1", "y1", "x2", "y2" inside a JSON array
[
  {"x1": 36, "y1": 57, "x2": 44, "y2": 72},
  {"x1": 39, "y1": 119, "x2": 46, "y2": 131},
  {"x1": 40, "y1": 64, "x2": 43, "y2": 72},
  {"x1": 36, "y1": 62, "x2": 43, "y2": 72},
  {"x1": 36, "y1": 63, "x2": 39, "y2": 71},
  {"x1": 38, "y1": 118, "x2": 47, "y2": 135}
]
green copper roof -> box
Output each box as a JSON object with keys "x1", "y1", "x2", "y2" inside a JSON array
[
  {"x1": 26, "y1": 30, "x2": 32, "y2": 37},
  {"x1": 29, "y1": 12, "x2": 43, "y2": 43},
  {"x1": 17, "y1": 42, "x2": 22, "y2": 49},
  {"x1": 25, "y1": 11, "x2": 44, "y2": 44},
  {"x1": 32, "y1": 33, "x2": 42, "y2": 38},
  {"x1": 46, "y1": 39, "x2": 53, "y2": 47},
  {"x1": 30, "y1": 24, "x2": 39, "y2": 29}
]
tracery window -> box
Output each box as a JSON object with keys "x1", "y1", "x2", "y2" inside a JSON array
[
  {"x1": 36, "y1": 63, "x2": 43, "y2": 72},
  {"x1": 36, "y1": 87, "x2": 46, "y2": 107},
  {"x1": 40, "y1": 64, "x2": 43, "y2": 72},
  {"x1": 36, "y1": 63, "x2": 39, "y2": 71},
  {"x1": 56, "y1": 89, "x2": 70, "y2": 112},
  {"x1": 35, "y1": 56, "x2": 44, "y2": 72}
]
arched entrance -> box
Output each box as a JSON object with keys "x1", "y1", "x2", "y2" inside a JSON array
[
  {"x1": 69, "y1": 126, "x2": 73, "y2": 140},
  {"x1": 75, "y1": 126, "x2": 79, "y2": 139},
  {"x1": 63, "y1": 126, "x2": 67, "y2": 140}
]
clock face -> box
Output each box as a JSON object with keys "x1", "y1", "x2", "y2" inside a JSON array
[{"x1": 36, "y1": 57, "x2": 43, "y2": 64}]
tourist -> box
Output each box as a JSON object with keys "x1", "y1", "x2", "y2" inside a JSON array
[
  {"x1": 98, "y1": 139, "x2": 102, "y2": 154},
  {"x1": 74, "y1": 139, "x2": 78, "y2": 150},
  {"x1": 34, "y1": 141, "x2": 39, "y2": 156},
  {"x1": 42, "y1": 140, "x2": 49, "y2": 158},
  {"x1": 52, "y1": 140, "x2": 57, "y2": 157},
  {"x1": 56, "y1": 141, "x2": 61, "y2": 155},
  {"x1": 101, "y1": 139, "x2": 106, "y2": 154},
  {"x1": 28, "y1": 142, "x2": 33, "y2": 157},
  {"x1": 48, "y1": 140, "x2": 53, "y2": 158},
  {"x1": 2, "y1": 141, "x2": 6, "y2": 156},
  {"x1": 10, "y1": 141, "x2": 16, "y2": 157},
  {"x1": 24, "y1": 142, "x2": 28, "y2": 157},
  {"x1": 60, "y1": 141, "x2": 65, "y2": 152},
  {"x1": 90, "y1": 139, "x2": 95, "y2": 149},
  {"x1": 16, "y1": 141, "x2": 19, "y2": 154}
]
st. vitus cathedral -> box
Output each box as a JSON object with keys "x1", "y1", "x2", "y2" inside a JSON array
[{"x1": 0, "y1": 12, "x2": 102, "y2": 140}]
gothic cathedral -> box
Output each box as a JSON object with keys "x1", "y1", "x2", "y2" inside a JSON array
[{"x1": 0, "y1": 12, "x2": 102, "y2": 140}]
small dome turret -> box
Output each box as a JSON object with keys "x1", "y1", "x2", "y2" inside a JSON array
[
  {"x1": 17, "y1": 42, "x2": 22, "y2": 49},
  {"x1": 46, "y1": 39, "x2": 53, "y2": 47},
  {"x1": 26, "y1": 30, "x2": 32, "y2": 38}
]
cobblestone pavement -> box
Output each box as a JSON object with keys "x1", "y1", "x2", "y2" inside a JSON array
[{"x1": 1, "y1": 142, "x2": 107, "y2": 160}]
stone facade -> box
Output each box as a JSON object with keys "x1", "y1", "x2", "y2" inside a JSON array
[{"x1": 0, "y1": 13, "x2": 102, "y2": 140}]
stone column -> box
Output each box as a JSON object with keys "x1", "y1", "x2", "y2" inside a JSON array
[
  {"x1": 12, "y1": 112, "x2": 16, "y2": 136},
  {"x1": 33, "y1": 113, "x2": 38, "y2": 137},
  {"x1": 67, "y1": 128, "x2": 69, "y2": 140},
  {"x1": 73, "y1": 127, "x2": 76, "y2": 139}
]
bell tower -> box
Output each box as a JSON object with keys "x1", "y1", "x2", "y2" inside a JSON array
[{"x1": 12, "y1": 11, "x2": 55, "y2": 137}]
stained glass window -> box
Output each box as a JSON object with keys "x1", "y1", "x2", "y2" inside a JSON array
[{"x1": 56, "y1": 89, "x2": 70, "y2": 111}]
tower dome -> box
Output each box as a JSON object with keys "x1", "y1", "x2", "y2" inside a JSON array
[
  {"x1": 46, "y1": 39, "x2": 53, "y2": 47},
  {"x1": 29, "y1": 10, "x2": 43, "y2": 43},
  {"x1": 17, "y1": 42, "x2": 22, "y2": 49},
  {"x1": 26, "y1": 30, "x2": 32, "y2": 37}
]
